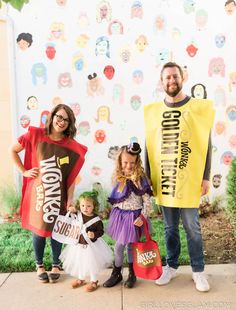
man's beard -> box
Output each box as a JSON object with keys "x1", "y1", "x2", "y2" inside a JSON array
[{"x1": 165, "y1": 83, "x2": 182, "y2": 97}]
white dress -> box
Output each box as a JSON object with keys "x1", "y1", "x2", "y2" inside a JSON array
[{"x1": 60, "y1": 212, "x2": 113, "y2": 279}]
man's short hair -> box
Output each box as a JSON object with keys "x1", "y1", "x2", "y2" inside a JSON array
[{"x1": 160, "y1": 62, "x2": 184, "y2": 79}]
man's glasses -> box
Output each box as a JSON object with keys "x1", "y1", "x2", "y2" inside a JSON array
[{"x1": 54, "y1": 114, "x2": 69, "y2": 123}]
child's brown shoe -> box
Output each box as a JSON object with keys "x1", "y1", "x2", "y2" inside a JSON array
[
  {"x1": 71, "y1": 279, "x2": 86, "y2": 289},
  {"x1": 85, "y1": 281, "x2": 99, "y2": 292}
]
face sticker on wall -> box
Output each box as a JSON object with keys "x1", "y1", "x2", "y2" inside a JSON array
[
  {"x1": 120, "y1": 47, "x2": 131, "y2": 63},
  {"x1": 16, "y1": 33, "x2": 33, "y2": 50},
  {"x1": 108, "y1": 146, "x2": 120, "y2": 160},
  {"x1": 132, "y1": 70, "x2": 143, "y2": 84},
  {"x1": 191, "y1": 83, "x2": 207, "y2": 99},
  {"x1": 220, "y1": 151, "x2": 234, "y2": 165},
  {"x1": 45, "y1": 43, "x2": 56, "y2": 60},
  {"x1": 76, "y1": 34, "x2": 89, "y2": 48},
  {"x1": 48, "y1": 22, "x2": 65, "y2": 41},
  {"x1": 112, "y1": 84, "x2": 124, "y2": 104},
  {"x1": 73, "y1": 53, "x2": 85, "y2": 71},
  {"x1": 212, "y1": 174, "x2": 222, "y2": 188},
  {"x1": 186, "y1": 43, "x2": 198, "y2": 57},
  {"x1": 182, "y1": 65, "x2": 188, "y2": 83},
  {"x1": 95, "y1": 129, "x2": 106, "y2": 143},
  {"x1": 208, "y1": 58, "x2": 225, "y2": 77},
  {"x1": 56, "y1": 0, "x2": 67, "y2": 6},
  {"x1": 108, "y1": 20, "x2": 124, "y2": 35},
  {"x1": 156, "y1": 48, "x2": 172, "y2": 67},
  {"x1": 52, "y1": 96, "x2": 63, "y2": 106},
  {"x1": 58, "y1": 72, "x2": 72, "y2": 88},
  {"x1": 229, "y1": 135, "x2": 236, "y2": 148},
  {"x1": 31, "y1": 63, "x2": 47, "y2": 85},
  {"x1": 78, "y1": 121, "x2": 90, "y2": 136},
  {"x1": 130, "y1": 136, "x2": 138, "y2": 144},
  {"x1": 171, "y1": 27, "x2": 181, "y2": 41},
  {"x1": 87, "y1": 73, "x2": 104, "y2": 96},
  {"x1": 195, "y1": 9, "x2": 208, "y2": 31},
  {"x1": 224, "y1": 0, "x2": 236, "y2": 15},
  {"x1": 226, "y1": 105, "x2": 236, "y2": 121},
  {"x1": 103, "y1": 65, "x2": 115, "y2": 80},
  {"x1": 70, "y1": 103, "x2": 80, "y2": 116},
  {"x1": 78, "y1": 13, "x2": 89, "y2": 29},
  {"x1": 95, "y1": 36, "x2": 110, "y2": 58},
  {"x1": 96, "y1": 0, "x2": 112, "y2": 23},
  {"x1": 135, "y1": 35, "x2": 148, "y2": 52},
  {"x1": 214, "y1": 121, "x2": 226, "y2": 136},
  {"x1": 154, "y1": 15, "x2": 166, "y2": 34},
  {"x1": 130, "y1": 95, "x2": 141, "y2": 110},
  {"x1": 40, "y1": 110, "x2": 49, "y2": 128},
  {"x1": 131, "y1": 1, "x2": 143, "y2": 19},
  {"x1": 91, "y1": 165, "x2": 102, "y2": 176},
  {"x1": 95, "y1": 106, "x2": 112, "y2": 124},
  {"x1": 20, "y1": 115, "x2": 30, "y2": 128},
  {"x1": 27, "y1": 96, "x2": 38, "y2": 110},
  {"x1": 214, "y1": 86, "x2": 226, "y2": 106},
  {"x1": 215, "y1": 34, "x2": 226, "y2": 48},
  {"x1": 229, "y1": 72, "x2": 236, "y2": 92},
  {"x1": 183, "y1": 0, "x2": 196, "y2": 14}
]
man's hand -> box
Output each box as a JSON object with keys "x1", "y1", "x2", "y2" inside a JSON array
[{"x1": 201, "y1": 180, "x2": 210, "y2": 196}]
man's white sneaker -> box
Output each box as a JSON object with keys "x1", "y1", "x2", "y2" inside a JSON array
[
  {"x1": 155, "y1": 265, "x2": 177, "y2": 285},
  {"x1": 192, "y1": 272, "x2": 210, "y2": 292}
]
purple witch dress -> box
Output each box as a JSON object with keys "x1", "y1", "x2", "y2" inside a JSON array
[{"x1": 106, "y1": 176, "x2": 153, "y2": 245}]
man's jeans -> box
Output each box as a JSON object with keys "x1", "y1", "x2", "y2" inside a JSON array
[
  {"x1": 161, "y1": 207, "x2": 204, "y2": 272},
  {"x1": 32, "y1": 233, "x2": 62, "y2": 266}
]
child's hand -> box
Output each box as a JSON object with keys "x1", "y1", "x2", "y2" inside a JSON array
[
  {"x1": 87, "y1": 231, "x2": 95, "y2": 239},
  {"x1": 133, "y1": 217, "x2": 143, "y2": 227}
]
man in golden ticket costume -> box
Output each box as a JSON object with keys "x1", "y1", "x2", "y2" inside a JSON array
[{"x1": 144, "y1": 62, "x2": 215, "y2": 292}]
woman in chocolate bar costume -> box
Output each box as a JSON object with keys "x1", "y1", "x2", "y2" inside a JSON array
[{"x1": 11, "y1": 104, "x2": 87, "y2": 283}]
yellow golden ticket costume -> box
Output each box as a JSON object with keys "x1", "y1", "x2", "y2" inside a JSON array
[{"x1": 144, "y1": 98, "x2": 215, "y2": 208}]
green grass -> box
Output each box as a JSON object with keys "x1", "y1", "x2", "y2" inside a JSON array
[{"x1": 0, "y1": 219, "x2": 189, "y2": 272}]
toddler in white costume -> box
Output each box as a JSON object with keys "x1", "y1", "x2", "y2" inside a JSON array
[{"x1": 60, "y1": 190, "x2": 113, "y2": 292}]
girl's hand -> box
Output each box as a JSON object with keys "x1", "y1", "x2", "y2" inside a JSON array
[
  {"x1": 133, "y1": 217, "x2": 143, "y2": 227},
  {"x1": 23, "y1": 167, "x2": 39, "y2": 178},
  {"x1": 87, "y1": 231, "x2": 95, "y2": 239}
]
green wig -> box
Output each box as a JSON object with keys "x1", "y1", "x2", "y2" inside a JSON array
[{"x1": 76, "y1": 190, "x2": 99, "y2": 213}]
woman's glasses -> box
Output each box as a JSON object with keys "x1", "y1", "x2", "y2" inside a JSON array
[{"x1": 54, "y1": 114, "x2": 69, "y2": 123}]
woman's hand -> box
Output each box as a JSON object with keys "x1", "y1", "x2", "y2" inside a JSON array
[
  {"x1": 133, "y1": 216, "x2": 143, "y2": 227},
  {"x1": 23, "y1": 167, "x2": 39, "y2": 178},
  {"x1": 87, "y1": 231, "x2": 95, "y2": 239},
  {"x1": 67, "y1": 205, "x2": 77, "y2": 213}
]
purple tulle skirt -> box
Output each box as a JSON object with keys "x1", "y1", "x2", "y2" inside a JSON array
[{"x1": 106, "y1": 208, "x2": 143, "y2": 245}]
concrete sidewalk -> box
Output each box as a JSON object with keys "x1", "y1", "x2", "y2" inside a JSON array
[{"x1": 0, "y1": 264, "x2": 235, "y2": 310}]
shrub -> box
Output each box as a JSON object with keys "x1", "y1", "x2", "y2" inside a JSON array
[
  {"x1": 226, "y1": 157, "x2": 236, "y2": 233},
  {"x1": 0, "y1": 183, "x2": 21, "y2": 218}
]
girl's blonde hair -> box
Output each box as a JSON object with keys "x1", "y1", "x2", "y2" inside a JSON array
[
  {"x1": 112, "y1": 144, "x2": 144, "y2": 185},
  {"x1": 75, "y1": 190, "x2": 99, "y2": 214}
]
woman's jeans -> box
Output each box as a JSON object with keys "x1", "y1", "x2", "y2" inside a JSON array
[
  {"x1": 161, "y1": 207, "x2": 204, "y2": 272},
  {"x1": 32, "y1": 233, "x2": 62, "y2": 266}
]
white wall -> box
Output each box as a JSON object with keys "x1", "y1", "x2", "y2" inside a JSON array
[{"x1": 8, "y1": 0, "x2": 236, "y2": 200}]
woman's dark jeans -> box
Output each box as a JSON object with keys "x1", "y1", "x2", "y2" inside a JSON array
[{"x1": 32, "y1": 233, "x2": 62, "y2": 266}]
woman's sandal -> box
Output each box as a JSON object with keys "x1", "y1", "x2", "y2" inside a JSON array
[
  {"x1": 71, "y1": 279, "x2": 86, "y2": 289},
  {"x1": 85, "y1": 281, "x2": 99, "y2": 292},
  {"x1": 48, "y1": 264, "x2": 63, "y2": 283},
  {"x1": 36, "y1": 264, "x2": 49, "y2": 283}
]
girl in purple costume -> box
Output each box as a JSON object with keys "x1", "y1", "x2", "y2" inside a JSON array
[{"x1": 103, "y1": 142, "x2": 152, "y2": 289}]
